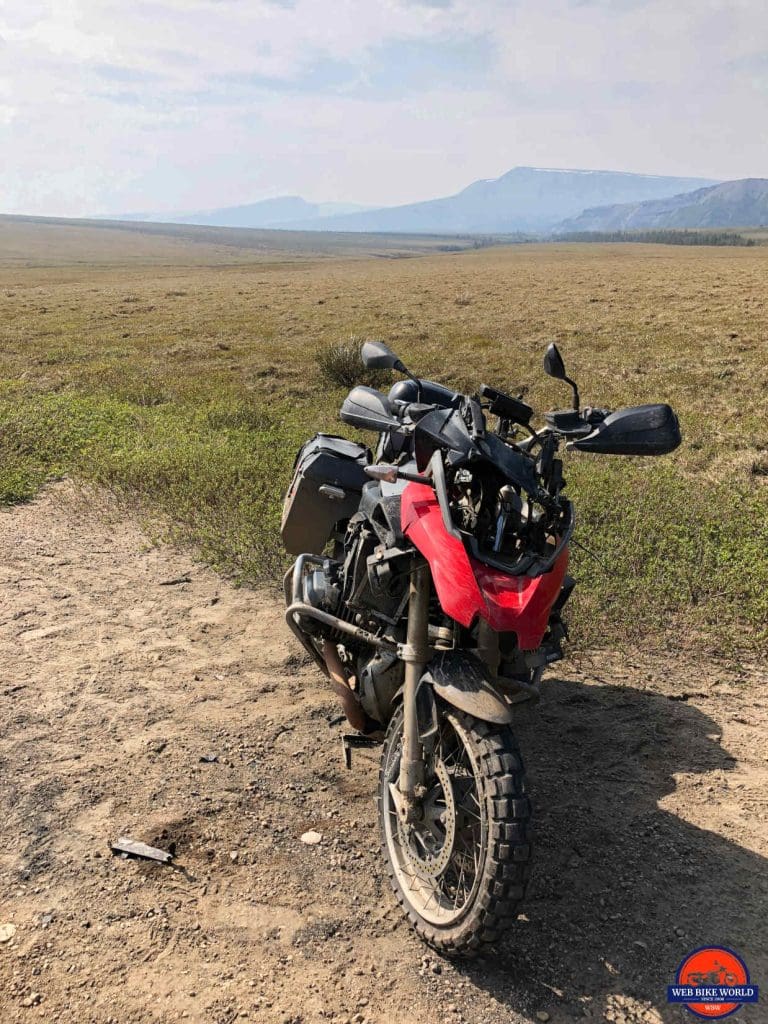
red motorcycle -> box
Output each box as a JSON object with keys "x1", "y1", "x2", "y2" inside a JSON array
[{"x1": 282, "y1": 341, "x2": 680, "y2": 953}]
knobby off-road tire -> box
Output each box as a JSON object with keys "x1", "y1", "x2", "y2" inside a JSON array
[{"x1": 378, "y1": 703, "x2": 532, "y2": 955}]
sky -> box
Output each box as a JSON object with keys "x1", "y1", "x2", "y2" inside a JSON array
[{"x1": 1, "y1": 0, "x2": 767, "y2": 217}]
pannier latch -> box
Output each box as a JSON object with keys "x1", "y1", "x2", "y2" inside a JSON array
[{"x1": 319, "y1": 484, "x2": 346, "y2": 501}]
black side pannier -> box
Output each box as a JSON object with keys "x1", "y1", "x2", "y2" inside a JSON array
[{"x1": 281, "y1": 434, "x2": 371, "y2": 555}]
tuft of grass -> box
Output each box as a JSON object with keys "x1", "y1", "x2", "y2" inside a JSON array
[{"x1": 315, "y1": 339, "x2": 389, "y2": 389}]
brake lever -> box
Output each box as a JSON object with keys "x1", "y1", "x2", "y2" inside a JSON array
[
  {"x1": 364, "y1": 464, "x2": 432, "y2": 485},
  {"x1": 463, "y1": 397, "x2": 485, "y2": 441}
]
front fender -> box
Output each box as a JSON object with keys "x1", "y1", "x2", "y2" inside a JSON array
[{"x1": 422, "y1": 651, "x2": 513, "y2": 725}]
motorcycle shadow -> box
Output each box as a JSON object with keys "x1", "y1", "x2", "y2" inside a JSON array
[{"x1": 456, "y1": 671, "x2": 767, "y2": 1023}]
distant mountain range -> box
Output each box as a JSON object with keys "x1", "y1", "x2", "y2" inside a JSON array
[
  {"x1": 114, "y1": 197, "x2": 369, "y2": 228},
  {"x1": 161, "y1": 168, "x2": 717, "y2": 235},
  {"x1": 291, "y1": 167, "x2": 719, "y2": 234},
  {"x1": 555, "y1": 178, "x2": 768, "y2": 233},
  {"x1": 174, "y1": 196, "x2": 370, "y2": 229},
  {"x1": 108, "y1": 167, "x2": 768, "y2": 236}
]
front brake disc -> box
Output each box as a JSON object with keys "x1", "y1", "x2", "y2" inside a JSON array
[{"x1": 399, "y1": 758, "x2": 456, "y2": 878}]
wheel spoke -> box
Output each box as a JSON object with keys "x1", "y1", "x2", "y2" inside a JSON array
[{"x1": 453, "y1": 861, "x2": 467, "y2": 911}]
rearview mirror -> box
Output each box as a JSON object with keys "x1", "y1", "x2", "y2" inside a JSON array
[
  {"x1": 361, "y1": 341, "x2": 406, "y2": 372},
  {"x1": 361, "y1": 340, "x2": 422, "y2": 400},
  {"x1": 543, "y1": 343, "x2": 580, "y2": 411},
  {"x1": 543, "y1": 343, "x2": 567, "y2": 380}
]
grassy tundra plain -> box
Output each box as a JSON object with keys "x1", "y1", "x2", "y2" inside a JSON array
[{"x1": 1, "y1": 216, "x2": 767, "y2": 654}]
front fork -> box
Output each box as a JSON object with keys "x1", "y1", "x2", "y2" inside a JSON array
[{"x1": 396, "y1": 559, "x2": 431, "y2": 822}]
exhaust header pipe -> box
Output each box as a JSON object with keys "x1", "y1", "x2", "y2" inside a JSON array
[{"x1": 322, "y1": 640, "x2": 370, "y2": 734}]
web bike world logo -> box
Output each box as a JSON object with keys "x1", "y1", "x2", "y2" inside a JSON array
[{"x1": 668, "y1": 947, "x2": 759, "y2": 1019}]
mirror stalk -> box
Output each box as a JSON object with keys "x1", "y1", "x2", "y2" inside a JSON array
[
  {"x1": 564, "y1": 375, "x2": 580, "y2": 412},
  {"x1": 399, "y1": 364, "x2": 423, "y2": 402}
]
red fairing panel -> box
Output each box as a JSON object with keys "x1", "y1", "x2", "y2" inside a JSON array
[{"x1": 401, "y1": 482, "x2": 569, "y2": 650}]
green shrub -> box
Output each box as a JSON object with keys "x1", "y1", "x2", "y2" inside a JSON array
[{"x1": 315, "y1": 339, "x2": 389, "y2": 389}]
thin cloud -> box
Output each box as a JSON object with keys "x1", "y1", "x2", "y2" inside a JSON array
[{"x1": 0, "y1": 0, "x2": 766, "y2": 216}]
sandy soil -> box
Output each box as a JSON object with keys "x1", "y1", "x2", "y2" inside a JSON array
[{"x1": 1, "y1": 485, "x2": 766, "y2": 1024}]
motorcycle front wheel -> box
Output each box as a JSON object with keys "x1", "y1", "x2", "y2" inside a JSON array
[{"x1": 378, "y1": 702, "x2": 532, "y2": 955}]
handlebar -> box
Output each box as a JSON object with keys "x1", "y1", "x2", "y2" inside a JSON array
[
  {"x1": 544, "y1": 406, "x2": 610, "y2": 437},
  {"x1": 390, "y1": 399, "x2": 439, "y2": 424}
]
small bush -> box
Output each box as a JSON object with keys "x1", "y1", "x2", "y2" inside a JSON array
[
  {"x1": 0, "y1": 459, "x2": 46, "y2": 504},
  {"x1": 315, "y1": 339, "x2": 389, "y2": 389}
]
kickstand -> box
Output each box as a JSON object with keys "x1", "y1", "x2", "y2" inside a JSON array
[{"x1": 341, "y1": 733, "x2": 380, "y2": 769}]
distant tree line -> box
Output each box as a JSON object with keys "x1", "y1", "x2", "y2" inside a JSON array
[{"x1": 553, "y1": 229, "x2": 757, "y2": 247}]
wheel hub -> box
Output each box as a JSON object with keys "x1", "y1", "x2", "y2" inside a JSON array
[{"x1": 398, "y1": 758, "x2": 456, "y2": 877}]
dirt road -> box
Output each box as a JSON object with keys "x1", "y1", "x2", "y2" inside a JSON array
[{"x1": 1, "y1": 485, "x2": 766, "y2": 1024}]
